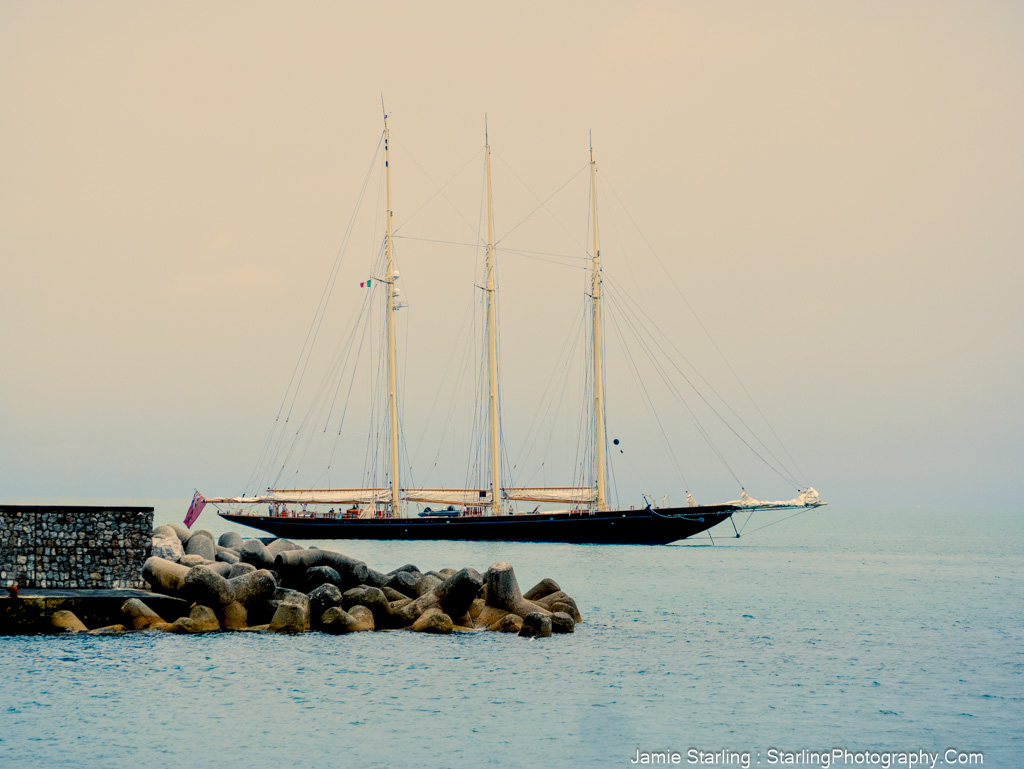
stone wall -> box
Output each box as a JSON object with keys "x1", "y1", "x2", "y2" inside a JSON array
[{"x1": 0, "y1": 506, "x2": 153, "y2": 589}]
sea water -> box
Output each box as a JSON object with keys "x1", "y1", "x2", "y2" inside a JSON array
[{"x1": 1, "y1": 505, "x2": 1021, "y2": 768}]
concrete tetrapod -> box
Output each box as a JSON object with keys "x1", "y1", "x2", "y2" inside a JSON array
[
  {"x1": 184, "y1": 532, "x2": 216, "y2": 562},
  {"x1": 519, "y1": 612, "x2": 553, "y2": 638},
  {"x1": 411, "y1": 608, "x2": 454, "y2": 634},
  {"x1": 142, "y1": 556, "x2": 192, "y2": 595},
  {"x1": 474, "y1": 563, "x2": 551, "y2": 628},
  {"x1": 121, "y1": 598, "x2": 170, "y2": 631},
  {"x1": 183, "y1": 565, "x2": 235, "y2": 608},
  {"x1": 50, "y1": 610, "x2": 88, "y2": 633},
  {"x1": 274, "y1": 548, "x2": 370, "y2": 590},
  {"x1": 167, "y1": 605, "x2": 220, "y2": 634},
  {"x1": 126, "y1": 527, "x2": 581, "y2": 638}
]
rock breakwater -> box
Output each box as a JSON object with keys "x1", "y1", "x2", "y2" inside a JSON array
[{"x1": 48, "y1": 526, "x2": 581, "y2": 638}]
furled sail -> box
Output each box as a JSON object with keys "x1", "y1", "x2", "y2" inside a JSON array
[
  {"x1": 211, "y1": 488, "x2": 391, "y2": 505},
  {"x1": 402, "y1": 488, "x2": 493, "y2": 506},
  {"x1": 504, "y1": 487, "x2": 597, "y2": 504}
]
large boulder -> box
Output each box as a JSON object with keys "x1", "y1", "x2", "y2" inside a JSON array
[
  {"x1": 179, "y1": 554, "x2": 208, "y2": 568},
  {"x1": 215, "y1": 546, "x2": 240, "y2": 565},
  {"x1": 151, "y1": 534, "x2": 184, "y2": 562}
]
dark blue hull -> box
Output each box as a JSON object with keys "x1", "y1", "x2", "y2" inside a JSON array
[{"x1": 218, "y1": 505, "x2": 737, "y2": 545}]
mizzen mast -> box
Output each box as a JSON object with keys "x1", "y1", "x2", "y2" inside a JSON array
[
  {"x1": 383, "y1": 110, "x2": 401, "y2": 516},
  {"x1": 484, "y1": 121, "x2": 501, "y2": 515},
  {"x1": 590, "y1": 138, "x2": 607, "y2": 511}
]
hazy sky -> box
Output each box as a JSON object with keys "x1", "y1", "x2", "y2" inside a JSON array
[{"x1": 2, "y1": 1, "x2": 1021, "y2": 510}]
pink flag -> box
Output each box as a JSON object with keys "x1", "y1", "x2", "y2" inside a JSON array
[{"x1": 184, "y1": 491, "x2": 207, "y2": 529}]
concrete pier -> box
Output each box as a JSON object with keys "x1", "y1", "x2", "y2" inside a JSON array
[{"x1": 1, "y1": 588, "x2": 189, "y2": 635}]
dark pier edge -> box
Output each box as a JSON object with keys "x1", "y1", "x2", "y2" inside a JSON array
[
  {"x1": 1, "y1": 505, "x2": 156, "y2": 628},
  {"x1": 1, "y1": 588, "x2": 190, "y2": 635}
]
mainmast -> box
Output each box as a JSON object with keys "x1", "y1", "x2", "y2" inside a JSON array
[
  {"x1": 484, "y1": 121, "x2": 501, "y2": 515},
  {"x1": 383, "y1": 111, "x2": 401, "y2": 516},
  {"x1": 590, "y1": 140, "x2": 606, "y2": 511}
]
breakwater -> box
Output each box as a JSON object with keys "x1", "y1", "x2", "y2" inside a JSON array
[
  {"x1": 18, "y1": 523, "x2": 581, "y2": 637},
  {"x1": 0, "y1": 505, "x2": 152, "y2": 589}
]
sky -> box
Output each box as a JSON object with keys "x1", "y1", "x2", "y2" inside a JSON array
[{"x1": 1, "y1": 1, "x2": 1022, "y2": 511}]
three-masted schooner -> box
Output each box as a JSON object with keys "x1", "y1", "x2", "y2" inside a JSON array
[{"x1": 203, "y1": 114, "x2": 824, "y2": 544}]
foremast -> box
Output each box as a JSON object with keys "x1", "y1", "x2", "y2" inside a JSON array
[
  {"x1": 383, "y1": 111, "x2": 401, "y2": 516},
  {"x1": 590, "y1": 141, "x2": 607, "y2": 511},
  {"x1": 484, "y1": 122, "x2": 501, "y2": 515}
]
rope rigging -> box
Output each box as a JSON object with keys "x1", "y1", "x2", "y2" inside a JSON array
[
  {"x1": 600, "y1": 170, "x2": 809, "y2": 488},
  {"x1": 231, "y1": 128, "x2": 817, "y2": 527}
]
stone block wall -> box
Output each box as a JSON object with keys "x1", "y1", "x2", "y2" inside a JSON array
[{"x1": 0, "y1": 505, "x2": 153, "y2": 589}]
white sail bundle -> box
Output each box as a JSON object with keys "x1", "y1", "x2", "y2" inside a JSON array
[
  {"x1": 218, "y1": 489, "x2": 391, "y2": 505},
  {"x1": 402, "y1": 489, "x2": 493, "y2": 506},
  {"x1": 728, "y1": 487, "x2": 824, "y2": 509},
  {"x1": 504, "y1": 487, "x2": 598, "y2": 504}
]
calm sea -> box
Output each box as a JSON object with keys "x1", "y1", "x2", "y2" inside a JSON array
[{"x1": 1, "y1": 502, "x2": 1021, "y2": 768}]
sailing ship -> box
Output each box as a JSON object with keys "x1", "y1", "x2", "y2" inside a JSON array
[{"x1": 202, "y1": 113, "x2": 825, "y2": 545}]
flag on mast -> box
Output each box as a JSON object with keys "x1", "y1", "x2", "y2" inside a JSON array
[{"x1": 184, "y1": 491, "x2": 207, "y2": 529}]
